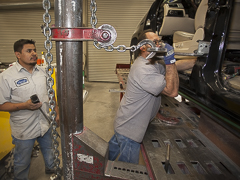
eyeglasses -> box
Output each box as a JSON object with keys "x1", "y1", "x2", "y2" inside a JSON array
[{"x1": 153, "y1": 40, "x2": 163, "y2": 46}]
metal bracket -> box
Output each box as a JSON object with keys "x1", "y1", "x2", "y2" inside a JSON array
[
  {"x1": 147, "y1": 41, "x2": 211, "y2": 57},
  {"x1": 194, "y1": 41, "x2": 210, "y2": 56},
  {"x1": 147, "y1": 47, "x2": 167, "y2": 59},
  {"x1": 51, "y1": 24, "x2": 117, "y2": 46},
  {"x1": 174, "y1": 41, "x2": 210, "y2": 57}
]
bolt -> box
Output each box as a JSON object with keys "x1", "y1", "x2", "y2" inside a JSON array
[{"x1": 102, "y1": 32, "x2": 109, "y2": 39}]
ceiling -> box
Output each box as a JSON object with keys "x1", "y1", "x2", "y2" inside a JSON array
[
  {"x1": 0, "y1": 0, "x2": 55, "y2": 9},
  {"x1": 0, "y1": 0, "x2": 53, "y2": 3}
]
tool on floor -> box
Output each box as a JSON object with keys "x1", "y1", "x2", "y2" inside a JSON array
[
  {"x1": 164, "y1": 143, "x2": 170, "y2": 173},
  {"x1": 109, "y1": 89, "x2": 126, "y2": 93}
]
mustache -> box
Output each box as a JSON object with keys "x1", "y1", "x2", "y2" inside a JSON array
[{"x1": 31, "y1": 56, "x2": 38, "y2": 60}]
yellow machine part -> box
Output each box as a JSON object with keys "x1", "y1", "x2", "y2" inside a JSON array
[
  {"x1": 0, "y1": 111, "x2": 14, "y2": 160},
  {"x1": 0, "y1": 68, "x2": 57, "y2": 161}
]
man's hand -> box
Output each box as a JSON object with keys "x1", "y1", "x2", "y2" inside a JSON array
[
  {"x1": 55, "y1": 113, "x2": 60, "y2": 127},
  {"x1": 25, "y1": 99, "x2": 42, "y2": 110},
  {"x1": 164, "y1": 43, "x2": 176, "y2": 65},
  {"x1": 0, "y1": 99, "x2": 42, "y2": 112}
]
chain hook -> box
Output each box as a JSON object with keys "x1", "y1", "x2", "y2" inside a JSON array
[{"x1": 136, "y1": 39, "x2": 156, "y2": 59}]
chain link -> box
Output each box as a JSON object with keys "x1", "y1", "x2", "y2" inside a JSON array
[
  {"x1": 90, "y1": 0, "x2": 97, "y2": 28},
  {"x1": 93, "y1": 40, "x2": 139, "y2": 53},
  {"x1": 90, "y1": 0, "x2": 139, "y2": 53},
  {"x1": 42, "y1": 0, "x2": 61, "y2": 179}
]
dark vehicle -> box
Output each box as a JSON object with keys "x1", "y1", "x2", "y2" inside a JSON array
[{"x1": 131, "y1": 0, "x2": 240, "y2": 138}]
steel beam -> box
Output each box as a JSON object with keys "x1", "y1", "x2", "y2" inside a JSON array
[{"x1": 54, "y1": 0, "x2": 83, "y2": 179}]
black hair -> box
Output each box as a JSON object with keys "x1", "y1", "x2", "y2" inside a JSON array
[
  {"x1": 138, "y1": 29, "x2": 154, "y2": 43},
  {"x1": 135, "y1": 29, "x2": 154, "y2": 57},
  {"x1": 13, "y1": 39, "x2": 35, "y2": 53}
]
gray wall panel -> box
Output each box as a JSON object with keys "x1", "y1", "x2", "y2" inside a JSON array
[
  {"x1": 0, "y1": 8, "x2": 56, "y2": 64},
  {"x1": 87, "y1": 0, "x2": 154, "y2": 82}
]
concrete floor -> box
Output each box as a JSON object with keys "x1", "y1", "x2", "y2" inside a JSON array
[
  {"x1": 27, "y1": 81, "x2": 144, "y2": 180},
  {"x1": 23, "y1": 82, "x2": 240, "y2": 180}
]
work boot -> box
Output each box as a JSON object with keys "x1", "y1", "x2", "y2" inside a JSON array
[
  {"x1": 45, "y1": 168, "x2": 55, "y2": 174},
  {"x1": 45, "y1": 167, "x2": 63, "y2": 175}
]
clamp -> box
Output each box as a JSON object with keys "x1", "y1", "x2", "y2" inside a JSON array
[
  {"x1": 51, "y1": 24, "x2": 117, "y2": 47},
  {"x1": 136, "y1": 39, "x2": 167, "y2": 59},
  {"x1": 146, "y1": 40, "x2": 210, "y2": 58}
]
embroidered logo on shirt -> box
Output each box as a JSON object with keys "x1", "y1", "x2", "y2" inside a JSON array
[{"x1": 15, "y1": 77, "x2": 29, "y2": 87}]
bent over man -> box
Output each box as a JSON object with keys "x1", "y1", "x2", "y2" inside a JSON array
[{"x1": 108, "y1": 29, "x2": 179, "y2": 164}]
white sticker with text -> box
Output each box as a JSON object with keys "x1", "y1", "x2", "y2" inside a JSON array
[{"x1": 77, "y1": 154, "x2": 93, "y2": 164}]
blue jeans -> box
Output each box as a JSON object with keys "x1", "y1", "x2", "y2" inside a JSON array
[
  {"x1": 108, "y1": 131, "x2": 140, "y2": 164},
  {"x1": 12, "y1": 128, "x2": 55, "y2": 180}
]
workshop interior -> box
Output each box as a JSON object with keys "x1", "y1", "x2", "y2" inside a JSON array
[{"x1": 0, "y1": 0, "x2": 240, "y2": 179}]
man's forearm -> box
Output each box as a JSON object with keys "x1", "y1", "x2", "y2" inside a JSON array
[
  {"x1": 162, "y1": 64, "x2": 179, "y2": 97},
  {"x1": 0, "y1": 102, "x2": 27, "y2": 112},
  {"x1": 175, "y1": 59, "x2": 196, "y2": 71}
]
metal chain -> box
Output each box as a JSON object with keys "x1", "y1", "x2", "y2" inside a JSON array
[
  {"x1": 90, "y1": 0, "x2": 97, "y2": 28},
  {"x1": 42, "y1": 0, "x2": 61, "y2": 179},
  {"x1": 90, "y1": 0, "x2": 140, "y2": 53},
  {"x1": 93, "y1": 41, "x2": 139, "y2": 52}
]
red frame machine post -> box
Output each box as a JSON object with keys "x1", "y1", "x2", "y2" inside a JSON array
[
  {"x1": 53, "y1": 0, "x2": 115, "y2": 179},
  {"x1": 52, "y1": 1, "x2": 151, "y2": 179}
]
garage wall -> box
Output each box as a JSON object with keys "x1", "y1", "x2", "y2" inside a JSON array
[
  {"x1": 0, "y1": 7, "x2": 56, "y2": 64},
  {"x1": 87, "y1": 0, "x2": 154, "y2": 82}
]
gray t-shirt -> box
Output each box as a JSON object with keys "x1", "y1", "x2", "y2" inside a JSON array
[
  {"x1": 114, "y1": 56, "x2": 166, "y2": 143},
  {"x1": 0, "y1": 62, "x2": 50, "y2": 140}
]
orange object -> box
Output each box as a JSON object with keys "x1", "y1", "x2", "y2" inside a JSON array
[
  {"x1": 37, "y1": 59, "x2": 44, "y2": 65},
  {"x1": 37, "y1": 59, "x2": 41, "y2": 65}
]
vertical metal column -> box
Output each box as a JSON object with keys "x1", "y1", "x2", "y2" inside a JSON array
[{"x1": 54, "y1": 0, "x2": 83, "y2": 178}]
